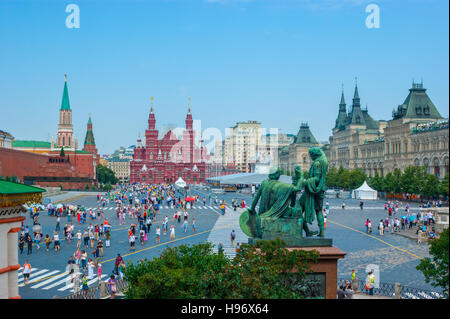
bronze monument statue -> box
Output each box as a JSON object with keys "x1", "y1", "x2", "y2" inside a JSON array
[{"x1": 239, "y1": 146, "x2": 329, "y2": 246}]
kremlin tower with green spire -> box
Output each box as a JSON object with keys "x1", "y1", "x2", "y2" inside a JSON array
[
  {"x1": 82, "y1": 114, "x2": 99, "y2": 163},
  {"x1": 54, "y1": 73, "x2": 75, "y2": 150}
]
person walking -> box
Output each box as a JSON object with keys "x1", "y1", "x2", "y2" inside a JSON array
[
  {"x1": 76, "y1": 230, "x2": 82, "y2": 249},
  {"x1": 70, "y1": 269, "x2": 80, "y2": 293},
  {"x1": 218, "y1": 242, "x2": 224, "y2": 255},
  {"x1": 156, "y1": 226, "x2": 161, "y2": 243},
  {"x1": 89, "y1": 229, "x2": 95, "y2": 249},
  {"x1": 83, "y1": 230, "x2": 89, "y2": 248},
  {"x1": 183, "y1": 219, "x2": 188, "y2": 233},
  {"x1": 26, "y1": 233, "x2": 33, "y2": 255},
  {"x1": 80, "y1": 250, "x2": 88, "y2": 271},
  {"x1": 97, "y1": 240, "x2": 104, "y2": 257},
  {"x1": 351, "y1": 269, "x2": 356, "y2": 289},
  {"x1": 97, "y1": 263, "x2": 102, "y2": 284},
  {"x1": 230, "y1": 230, "x2": 236, "y2": 247},
  {"x1": 44, "y1": 234, "x2": 51, "y2": 252},
  {"x1": 19, "y1": 234, "x2": 25, "y2": 254},
  {"x1": 108, "y1": 275, "x2": 117, "y2": 299},
  {"x1": 105, "y1": 228, "x2": 111, "y2": 247},
  {"x1": 87, "y1": 258, "x2": 95, "y2": 279},
  {"x1": 113, "y1": 254, "x2": 123, "y2": 275},
  {"x1": 81, "y1": 274, "x2": 89, "y2": 299},
  {"x1": 192, "y1": 218, "x2": 196, "y2": 233},
  {"x1": 170, "y1": 225, "x2": 175, "y2": 241},
  {"x1": 146, "y1": 216, "x2": 152, "y2": 234},
  {"x1": 22, "y1": 260, "x2": 32, "y2": 285},
  {"x1": 53, "y1": 231, "x2": 61, "y2": 251},
  {"x1": 379, "y1": 220, "x2": 384, "y2": 236},
  {"x1": 129, "y1": 233, "x2": 136, "y2": 250},
  {"x1": 74, "y1": 248, "x2": 81, "y2": 265},
  {"x1": 140, "y1": 228, "x2": 145, "y2": 245},
  {"x1": 35, "y1": 232, "x2": 42, "y2": 250},
  {"x1": 56, "y1": 215, "x2": 61, "y2": 232},
  {"x1": 365, "y1": 271, "x2": 375, "y2": 296}
]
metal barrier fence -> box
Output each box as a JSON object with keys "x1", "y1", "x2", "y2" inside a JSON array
[
  {"x1": 337, "y1": 278, "x2": 444, "y2": 299},
  {"x1": 58, "y1": 278, "x2": 128, "y2": 299}
]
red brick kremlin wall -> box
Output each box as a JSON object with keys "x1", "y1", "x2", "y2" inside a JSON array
[{"x1": 0, "y1": 148, "x2": 94, "y2": 189}]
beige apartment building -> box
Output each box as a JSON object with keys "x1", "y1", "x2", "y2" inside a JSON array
[
  {"x1": 107, "y1": 158, "x2": 130, "y2": 182},
  {"x1": 220, "y1": 121, "x2": 262, "y2": 173},
  {"x1": 106, "y1": 146, "x2": 134, "y2": 181}
]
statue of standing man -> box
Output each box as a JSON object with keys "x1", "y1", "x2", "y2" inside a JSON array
[{"x1": 295, "y1": 147, "x2": 328, "y2": 237}]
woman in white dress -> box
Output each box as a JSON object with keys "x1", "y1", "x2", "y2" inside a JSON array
[{"x1": 87, "y1": 258, "x2": 95, "y2": 279}]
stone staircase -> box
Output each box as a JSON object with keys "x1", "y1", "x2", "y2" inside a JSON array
[{"x1": 207, "y1": 207, "x2": 249, "y2": 259}]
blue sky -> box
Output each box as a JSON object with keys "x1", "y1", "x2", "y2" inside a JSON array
[{"x1": 0, "y1": 0, "x2": 448, "y2": 155}]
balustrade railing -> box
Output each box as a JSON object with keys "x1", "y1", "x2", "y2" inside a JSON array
[
  {"x1": 337, "y1": 278, "x2": 444, "y2": 299},
  {"x1": 58, "y1": 278, "x2": 128, "y2": 299}
]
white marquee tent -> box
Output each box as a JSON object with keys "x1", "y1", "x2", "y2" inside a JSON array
[
  {"x1": 175, "y1": 177, "x2": 187, "y2": 188},
  {"x1": 352, "y1": 181, "x2": 378, "y2": 200}
]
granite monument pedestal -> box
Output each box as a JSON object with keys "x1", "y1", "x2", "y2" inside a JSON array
[{"x1": 248, "y1": 237, "x2": 346, "y2": 299}]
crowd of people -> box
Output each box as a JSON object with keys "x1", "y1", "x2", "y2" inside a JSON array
[{"x1": 361, "y1": 200, "x2": 437, "y2": 243}]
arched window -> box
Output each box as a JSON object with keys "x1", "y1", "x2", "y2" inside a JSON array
[
  {"x1": 433, "y1": 157, "x2": 440, "y2": 177},
  {"x1": 423, "y1": 158, "x2": 430, "y2": 174},
  {"x1": 444, "y1": 157, "x2": 449, "y2": 176}
]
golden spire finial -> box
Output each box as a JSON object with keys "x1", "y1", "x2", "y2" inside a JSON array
[
  {"x1": 65, "y1": 73, "x2": 67, "y2": 82},
  {"x1": 150, "y1": 96, "x2": 154, "y2": 113}
]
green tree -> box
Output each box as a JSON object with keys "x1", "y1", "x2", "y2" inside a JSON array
[
  {"x1": 416, "y1": 228, "x2": 449, "y2": 298},
  {"x1": 382, "y1": 172, "x2": 395, "y2": 193},
  {"x1": 326, "y1": 166, "x2": 338, "y2": 188},
  {"x1": 368, "y1": 172, "x2": 383, "y2": 191},
  {"x1": 400, "y1": 166, "x2": 419, "y2": 194},
  {"x1": 440, "y1": 174, "x2": 449, "y2": 197},
  {"x1": 392, "y1": 169, "x2": 402, "y2": 194},
  {"x1": 60, "y1": 147, "x2": 65, "y2": 157},
  {"x1": 124, "y1": 240, "x2": 319, "y2": 299},
  {"x1": 96, "y1": 164, "x2": 118, "y2": 185},
  {"x1": 422, "y1": 174, "x2": 441, "y2": 198},
  {"x1": 348, "y1": 169, "x2": 367, "y2": 190},
  {"x1": 336, "y1": 167, "x2": 350, "y2": 189}
]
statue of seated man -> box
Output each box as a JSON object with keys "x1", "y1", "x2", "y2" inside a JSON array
[{"x1": 240, "y1": 166, "x2": 303, "y2": 239}]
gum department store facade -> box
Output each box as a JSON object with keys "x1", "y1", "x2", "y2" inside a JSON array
[{"x1": 326, "y1": 82, "x2": 449, "y2": 179}]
